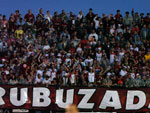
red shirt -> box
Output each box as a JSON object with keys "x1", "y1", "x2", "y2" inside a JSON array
[
  {"x1": 80, "y1": 39, "x2": 88, "y2": 48},
  {"x1": 131, "y1": 27, "x2": 140, "y2": 34},
  {"x1": 70, "y1": 48, "x2": 75, "y2": 53},
  {"x1": 52, "y1": 18, "x2": 62, "y2": 26},
  {"x1": 24, "y1": 13, "x2": 35, "y2": 23}
]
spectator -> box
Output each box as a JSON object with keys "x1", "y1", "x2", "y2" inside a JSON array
[
  {"x1": 15, "y1": 26, "x2": 23, "y2": 38},
  {"x1": 115, "y1": 10, "x2": 123, "y2": 25},
  {"x1": 134, "y1": 75, "x2": 142, "y2": 87},
  {"x1": 77, "y1": 11, "x2": 84, "y2": 20},
  {"x1": 45, "y1": 10, "x2": 52, "y2": 22},
  {"x1": 0, "y1": 9, "x2": 149, "y2": 88},
  {"x1": 86, "y1": 8, "x2": 95, "y2": 22},
  {"x1": 1, "y1": 15, "x2": 8, "y2": 28},
  {"x1": 88, "y1": 68, "x2": 95, "y2": 86},
  {"x1": 141, "y1": 24, "x2": 148, "y2": 40},
  {"x1": 88, "y1": 29, "x2": 98, "y2": 41},
  {"x1": 125, "y1": 74, "x2": 134, "y2": 88},
  {"x1": 132, "y1": 9, "x2": 141, "y2": 25},
  {"x1": 24, "y1": 9, "x2": 35, "y2": 26},
  {"x1": 102, "y1": 75, "x2": 112, "y2": 86},
  {"x1": 123, "y1": 11, "x2": 132, "y2": 27},
  {"x1": 36, "y1": 8, "x2": 44, "y2": 21},
  {"x1": 93, "y1": 14, "x2": 101, "y2": 29}
]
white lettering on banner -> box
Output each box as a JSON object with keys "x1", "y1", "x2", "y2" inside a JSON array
[
  {"x1": 32, "y1": 87, "x2": 51, "y2": 107},
  {"x1": 99, "y1": 90, "x2": 122, "y2": 109},
  {"x1": 0, "y1": 87, "x2": 5, "y2": 105},
  {"x1": 78, "y1": 89, "x2": 96, "y2": 109},
  {"x1": 126, "y1": 91, "x2": 146, "y2": 110},
  {"x1": 56, "y1": 89, "x2": 74, "y2": 108},
  {"x1": 10, "y1": 88, "x2": 28, "y2": 106},
  {"x1": 1, "y1": 87, "x2": 150, "y2": 111}
]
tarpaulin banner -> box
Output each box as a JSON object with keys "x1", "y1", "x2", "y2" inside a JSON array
[{"x1": 0, "y1": 85, "x2": 150, "y2": 112}]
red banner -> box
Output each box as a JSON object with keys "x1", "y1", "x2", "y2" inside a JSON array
[{"x1": 0, "y1": 85, "x2": 150, "y2": 112}]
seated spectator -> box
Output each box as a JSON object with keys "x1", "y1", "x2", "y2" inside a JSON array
[
  {"x1": 60, "y1": 29, "x2": 70, "y2": 41},
  {"x1": 35, "y1": 74, "x2": 43, "y2": 84},
  {"x1": 133, "y1": 74, "x2": 142, "y2": 87},
  {"x1": 102, "y1": 75, "x2": 112, "y2": 86},
  {"x1": 43, "y1": 75, "x2": 51, "y2": 85},
  {"x1": 125, "y1": 74, "x2": 134, "y2": 88},
  {"x1": 116, "y1": 24, "x2": 123, "y2": 34},
  {"x1": 120, "y1": 67, "x2": 127, "y2": 76}
]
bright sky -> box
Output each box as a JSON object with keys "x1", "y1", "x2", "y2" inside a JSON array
[{"x1": 0, "y1": 0, "x2": 150, "y2": 18}]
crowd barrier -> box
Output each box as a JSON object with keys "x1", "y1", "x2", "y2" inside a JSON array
[{"x1": 0, "y1": 85, "x2": 149, "y2": 112}]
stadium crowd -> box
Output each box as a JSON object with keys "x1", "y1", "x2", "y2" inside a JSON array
[{"x1": 0, "y1": 8, "x2": 150, "y2": 87}]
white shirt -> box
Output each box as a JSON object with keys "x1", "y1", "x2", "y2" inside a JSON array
[
  {"x1": 72, "y1": 20, "x2": 75, "y2": 24},
  {"x1": 76, "y1": 47, "x2": 82, "y2": 53},
  {"x1": 45, "y1": 14, "x2": 52, "y2": 22},
  {"x1": 120, "y1": 70, "x2": 127, "y2": 76},
  {"x1": 65, "y1": 58, "x2": 71, "y2": 64},
  {"x1": 81, "y1": 61, "x2": 86, "y2": 67},
  {"x1": 119, "y1": 52, "x2": 124, "y2": 61},
  {"x1": 37, "y1": 70, "x2": 44, "y2": 76},
  {"x1": 88, "y1": 72, "x2": 95, "y2": 83},
  {"x1": 93, "y1": 17, "x2": 100, "y2": 29},
  {"x1": 57, "y1": 58, "x2": 62, "y2": 64},
  {"x1": 134, "y1": 47, "x2": 139, "y2": 52},
  {"x1": 35, "y1": 77, "x2": 43, "y2": 84},
  {"x1": 88, "y1": 72, "x2": 95, "y2": 76},
  {"x1": 50, "y1": 71, "x2": 56, "y2": 81},
  {"x1": 43, "y1": 45, "x2": 50, "y2": 50},
  {"x1": 46, "y1": 70, "x2": 51, "y2": 76},
  {"x1": 110, "y1": 28, "x2": 115, "y2": 34},
  {"x1": 77, "y1": 14, "x2": 83, "y2": 20},
  {"x1": 110, "y1": 53, "x2": 115, "y2": 64},
  {"x1": 84, "y1": 58, "x2": 93, "y2": 66},
  {"x1": 131, "y1": 73, "x2": 135, "y2": 79},
  {"x1": 88, "y1": 33, "x2": 98, "y2": 41},
  {"x1": 43, "y1": 78, "x2": 51, "y2": 84},
  {"x1": 96, "y1": 52, "x2": 102, "y2": 62},
  {"x1": 70, "y1": 74, "x2": 75, "y2": 84},
  {"x1": 4, "y1": 70, "x2": 9, "y2": 75},
  {"x1": 117, "y1": 28, "x2": 123, "y2": 33}
]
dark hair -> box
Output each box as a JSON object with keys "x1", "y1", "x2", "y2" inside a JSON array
[
  {"x1": 89, "y1": 8, "x2": 93, "y2": 11},
  {"x1": 117, "y1": 10, "x2": 120, "y2": 12},
  {"x1": 16, "y1": 10, "x2": 19, "y2": 13},
  {"x1": 126, "y1": 11, "x2": 129, "y2": 14}
]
